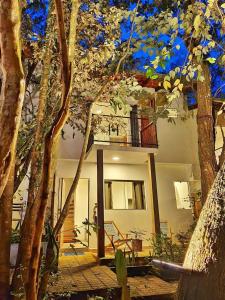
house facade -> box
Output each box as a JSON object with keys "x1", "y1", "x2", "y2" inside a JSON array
[
  {"x1": 12, "y1": 77, "x2": 216, "y2": 258},
  {"x1": 53, "y1": 81, "x2": 202, "y2": 257}
]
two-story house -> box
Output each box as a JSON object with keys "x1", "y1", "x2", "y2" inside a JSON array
[{"x1": 53, "y1": 76, "x2": 202, "y2": 257}]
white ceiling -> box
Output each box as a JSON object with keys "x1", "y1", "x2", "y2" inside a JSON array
[{"x1": 86, "y1": 144, "x2": 158, "y2": 165}]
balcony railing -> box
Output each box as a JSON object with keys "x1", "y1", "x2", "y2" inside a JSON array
[{"x1": 87, "y1": 113, "x2": 158, "y2": 152}]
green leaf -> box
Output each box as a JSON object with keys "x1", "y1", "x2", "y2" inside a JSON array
[
  {"x1": 146, "y1": 68, "x2": 153, "y2": 78},
  {"x1": 206, "y1": 57, "x2": 216, "y2": 64},
  {"x1": 221, "y1": 3, "x2": 225, "y2": 8},
  {"x1": 151, "y1": 74, "x2": 159, "y2": 79}
]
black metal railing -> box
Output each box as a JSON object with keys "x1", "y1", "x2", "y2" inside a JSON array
[{"x1": 87, "y1": 113, "x2": 158, "y2": 153}]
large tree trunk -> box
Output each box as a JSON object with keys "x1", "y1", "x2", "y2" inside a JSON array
[
  {"x1": 0, "y1": 165, "x2": 14, "y2": 298},
  {"x1": 11, "y1": 34, "x2": 53, "y2": 297},
  {"x1": 197, "y1": 62, "x2": 217, "y2": 203},
  {"x1": 176, "y1": 161, "x2": 225, "y2": 300},
  {"x1": 0, "y1": 0, "x2": 25, "y2": 198}
]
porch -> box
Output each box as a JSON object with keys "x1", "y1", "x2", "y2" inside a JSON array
[
  {"x1": 48, "y1": 252, "x2": 177, "y2": 299},
  {"x1": 57, "y1": 150, "x2": 160, "y2": 258}
]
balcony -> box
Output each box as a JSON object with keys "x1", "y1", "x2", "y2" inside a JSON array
[{"x1": 87, "y1": 113, "x2": 158, "y2": 153}]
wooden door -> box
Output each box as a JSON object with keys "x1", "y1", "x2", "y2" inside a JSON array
[{"x1": 141, "y1": 99, "x2": 157, "y2": 147}]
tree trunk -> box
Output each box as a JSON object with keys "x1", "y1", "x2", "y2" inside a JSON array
[
  {"x1": 26, "y1": 0, "x2": 78, "y2": 297},
  {"x1": 176, "y1": 162, "x2": 225, "y2": 300},
  {"x1": 37, "y1": 103, "x2": 93, "y2": 300},
  {"x1": 11, "y1": 35, "x2": 53, "y2": 297},
  {"x1": 197, "y1": 62, "x2": 217, "y2": 203},
  {"x1": 14, "y1": 150, "x2": 32, "y2": 194},
  {"x1": 0, "y1": 165, "x2": 14, "y2": 299},
  {"x1": 0, "y1": 0, "x2": 25, "y2": 198}
]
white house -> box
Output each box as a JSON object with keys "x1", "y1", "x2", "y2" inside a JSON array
[{"x1": 52, "y1": 78, "x2": 203, "y2": 257}]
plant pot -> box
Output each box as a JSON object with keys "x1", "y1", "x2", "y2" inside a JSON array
[
  {"x1": 10, "y1": 243, "x2": 19, "y2": 267},
  {"x1": 132, "y1": 239, "x2": 142, "y2": 252}
]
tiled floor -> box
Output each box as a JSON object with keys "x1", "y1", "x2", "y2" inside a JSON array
[{"x1": 48, "y1": 252, "x2": 177, "y2": 299}]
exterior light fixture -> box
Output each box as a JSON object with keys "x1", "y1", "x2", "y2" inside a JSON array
[{"x1": 112, "y1": 156, "x2": 120, "y2": 161}]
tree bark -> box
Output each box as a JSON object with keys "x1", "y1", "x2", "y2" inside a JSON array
[
  {"x1": 0, "y1": 165, "x2": 14, "y2": 299},
  {"x1": 197, "y1": 62, "x2": 217, "y2": 203},
  {"x1": 0, "y1": 0, "x2": 25, "y2": 198},
  {"x1": 14, "y1": 149, "x2": 32, "y2": 194},
  {"x1": 26, "y1": 0, "x2": 77, "y2": 297},
  {"x1": 219, "y1": 127, "x2": 225, "y2": 168},
  {"x1": 37, "y1": 103, "x2": 93, "y2": 299},
  {"x1": 176, "y1": 162, "x2": 225, "y2": 300},
  {"x1": 11, "y1": 35, "x2": 53, "y2": 297}
]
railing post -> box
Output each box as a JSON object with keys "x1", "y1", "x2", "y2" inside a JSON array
[{"x1": 130, "y1": 105, "x2": 140, "y2": 147}]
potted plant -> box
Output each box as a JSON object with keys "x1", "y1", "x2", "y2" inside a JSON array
[{"x1": 129, "y1": 229, "x2": 146, "y2": 252}]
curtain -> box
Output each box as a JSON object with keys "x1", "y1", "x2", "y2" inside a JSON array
[
  {"x1": 132, "y1": 183, "x2": 137, "y2": 209},
  {"x1": 104, "y1": 182, "x2": 112, "y2": 209},
  {"x1": 133, "y1": 182, "x2": 144, "y2": 209}
]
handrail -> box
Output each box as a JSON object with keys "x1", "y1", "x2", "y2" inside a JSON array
[{"x1": 92, "y1": 113, "x2": 144, "y2": 121}]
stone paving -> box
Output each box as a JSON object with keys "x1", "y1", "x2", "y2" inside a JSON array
[{"x1": 48, "y1": 252, "x2": 177, "y2": 299}]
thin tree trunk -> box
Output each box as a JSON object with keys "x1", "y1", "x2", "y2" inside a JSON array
[
  {"x1": 176, "y1": 162, "x2": 225, "y2": 300},
  {"x1": 14, "y1": 149, "x2": 32, "y2": 194},
  {"x1": 11, "y1": 34, "x2": 53, "y2": 297},
  {"x1": 197, "y1": 62, "x2": 217, "y2": 203},
  {"x1": 37, "y1": 103, "x2": 93, "y2": 299},
  {"x1": 26, "y1": 0, "x2": 78, "y2": 297},
  {"x1": 0, "y1": 0, "x2": 25, "y2": 198},
  {"x1": 0, "y1": 165, "x2": 14, "y2": 299}
]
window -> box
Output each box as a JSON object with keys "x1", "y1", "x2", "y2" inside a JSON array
[
  {"x1": 160, "y1": 221, "x2": 169, "y2": 236},
  {"x1": 174, "y1": 181, "x2": 192, "y2": 209},
  {"x1": 104, "y1": 180, "x2": 146, "y2": 210}
]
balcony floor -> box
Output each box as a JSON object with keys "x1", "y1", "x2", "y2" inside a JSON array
[{"x1": 86, "y1": 144, "x2": 158, "y2": 164}]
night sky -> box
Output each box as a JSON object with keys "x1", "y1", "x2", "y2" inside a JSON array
[{"x1": 26, "y1": 0, "x2": 225, "y2": 100}]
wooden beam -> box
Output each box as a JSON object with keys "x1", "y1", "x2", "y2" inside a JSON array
[
  {"x1": 97, "y1": 149, "x2": 105, "y2": 258},
  {"x1": 147, "y1": 153, "x2": 160, "y2": 234}
]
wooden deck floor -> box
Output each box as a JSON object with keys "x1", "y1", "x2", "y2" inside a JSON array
[{"x1": 48, "y1": 253, "x2": 177, "y2": 299}]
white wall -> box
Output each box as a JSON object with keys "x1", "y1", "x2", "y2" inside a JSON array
[
  {"x1": 156, "y1": 114, "x2": 200, "y2": 172},
  {"x1": 55, "y1": 159, "x2": 194, "y2": 249},
  {"x1": 155, "y1": 163, "x2": 194, "y2": 236}
]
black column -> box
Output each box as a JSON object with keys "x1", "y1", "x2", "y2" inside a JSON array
[
  {"x1": 130, "y1": 105, "x2": 140, "y2": 147},
  {"x1": 148, "y1": 153, "x2": 160, "y2": 234},
  {"x1": 97, "y1": 149, "x2": 105, "y2": 258}
]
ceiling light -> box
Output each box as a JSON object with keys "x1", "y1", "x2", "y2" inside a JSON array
[{"x1": 112, "y1": 156, "x2": 120, "y2": 161}]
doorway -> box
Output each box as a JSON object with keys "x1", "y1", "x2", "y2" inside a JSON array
[{"x1": 59, "y1": 178, "x2": 89, "y2": 248}]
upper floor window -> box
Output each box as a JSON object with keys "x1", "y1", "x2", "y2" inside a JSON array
[{"x1": 104, "y1": 180, "x2": 146, "y2": 210}]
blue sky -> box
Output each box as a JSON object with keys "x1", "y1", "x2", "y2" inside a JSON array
[{"x1": 26, "y1": 0, "x2": 225, "y2": 98}]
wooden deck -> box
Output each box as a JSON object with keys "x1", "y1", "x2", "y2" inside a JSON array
[{"x1": 48, "y1": 253, "x2": 177, "y2": 299}]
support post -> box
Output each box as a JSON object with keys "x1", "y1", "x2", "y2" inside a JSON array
[
  {"x1": 50, "y1": 174, "x2": 56, "y2": 227},
  {"x1": 130, "y1": 105, "x2": 140, "y2": 147},
  {"x1": 147, "y1": 153, "x2": 160, "y2": 234},
  {"x1": 97, "y1": 149, "x2": 105, "y2": 258}
]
